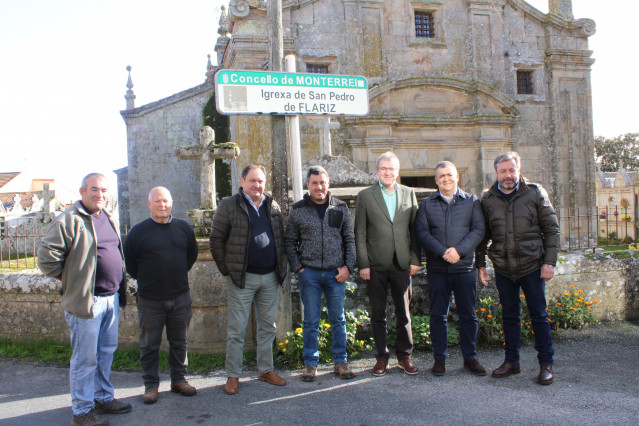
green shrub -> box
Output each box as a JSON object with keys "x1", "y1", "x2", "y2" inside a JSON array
[{"x1": 547, "y1": 285, "x2": 600, "y2": 330}]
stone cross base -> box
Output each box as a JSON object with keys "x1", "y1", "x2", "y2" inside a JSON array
[{"x1": 186, "y1": 209, "x2": 216, "y2": 236}]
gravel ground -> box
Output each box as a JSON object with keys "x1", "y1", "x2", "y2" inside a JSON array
[{"x1": 1, "y1": 322, "x2": 638, "y2": 426}]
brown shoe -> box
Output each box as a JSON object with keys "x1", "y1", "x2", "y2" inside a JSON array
[
  {"x1": 258, "y1": 370, "x2": 287, "y2": 386},
  {"x1": 224, "y1": 377, "x2": 239, "y2": 395},
  {"x1": 464, "y1": 359, "x2": 487, "y2": 376},
  {"x1": 398, "y1": 357, "x2": 418, "y2": 375},
  {"x1": 301, "y1": 365, "x2": 317, "y2": 382},
  {"x1": 334, "y1": 362, "x2": 355, "y2": 379},
  {"x1": 71, "y1": 409, "x2": 109, "y2": 426},
  {"x1": 171, "y1": 380, "x2": 197, "y2": 396},
  {"x1": 94, "y1": 398, "x2": 132, "y2": 414},
  {"x1": 538, "y1": 365, "x2": 554, "y2": 385},
  {"x1": 142, "y1": 387, "x2": 158, "y2": 404},
  {"x1": 432, "y1": 358, "x2": 446, "y2": 376},
  {"x1": 492, "y1": 362, "x2": 521, "y2": 378},
  {"x1": 372, "y1": 360, "x2": 388, "y2": 376}
]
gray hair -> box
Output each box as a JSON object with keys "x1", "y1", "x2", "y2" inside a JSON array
[
  {"x1": 494, "y1": 152, "x2": 521, "y2": 171},
  {"x1": 241, "y1": 164, "x2": 266, "y2": 179},
  {"x1": 434, "y1": 161, "x2": 457, "y2": 176},
  {"x1": 306, "y1": 165, "x2": 329, "y2": 183},
  {"x1": 80, "y1": 173, "x2": 107, "y2": 190},
  {"x1": 148, "y1": 186, "x2": 172, "y2": 201},
  {"x1": 376, "y1": 151, "x2": 400, "y2": 169}
]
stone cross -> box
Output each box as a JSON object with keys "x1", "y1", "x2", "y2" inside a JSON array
[
  {"x1": 313, "y1": 117, "x2": 340, "y2": 157},
  {"x1": 176, "y1": 126, "x2": 240, "y2": 210},
  {"x1": 40, "y1": 183, "x2": 55, "y2": 216}
]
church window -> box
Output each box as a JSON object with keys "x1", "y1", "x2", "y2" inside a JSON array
[
  {"x1": 517, "y1": 70, "x2": 534, "y2": 95},
  {"x1": 307, "y1": 64, "x2": 329, "y2": 74},
  {"x1": 415, "y1": 11, "x2": 435, "y2": 38}
]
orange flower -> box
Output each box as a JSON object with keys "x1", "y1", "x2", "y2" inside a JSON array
[
  {"x1": 575, "y1": 303, "x2": 579, "y2": 306},
  {"x1": 588, "y1": 306, "x2": 592, "y2": 310},
  {"x1": 594, "y1": 300, "x2": 600, "y2": 303},
  {"x1": 499, "y1": 331, "x2": 503, "y2": 334},
  {"x1": 570, "y1": 307, "x2": 577, "y2": 310},
  {"x1": 563, "y1": 292, "x2": 570, "y2": 296},
  {"x1": 556, "y1": 302, "x2": 562, "y2": 306},
  {"x1": 487, "y1": 315, "x2": 493, "y2": 318},
  {"x1": 578, "y1": 289, "x2": 583, "y2": 293},
  {"x1": 520, "y1": 323, "x2": 524, "y2": 326},
  {"x1": 480, "y1": 308, "x2": 486, "y2": 312},
  {"x1": 561, "y1": 312, "x2": 564, "y2": 316},
  {"x1": 548, "y1": 318, "x2": 552, "y2": 323},
  {"x1": 573, "y1": 293, "x2": 579, "y2": 297},
  {"x1": 585, "y1": 301, "x2": 591, "y2": 305},
  {"x1": 475, "y1": 309, "x2": 478, "y2": 312},
  {"x1": 531, "y1": 331, "x2": 535, "y2": 335},
  {"x1": 570, "y1": 284, "x2": 575, "y2": 288},
  {"x1": 520, "y1": 294, "x2": 525, "y2": 298}
]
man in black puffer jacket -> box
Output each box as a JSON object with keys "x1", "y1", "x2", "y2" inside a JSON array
[
  {"x1": 285, "y1": 166, "x2": 356, "y2": 382},
  {"x1": 476, "y1": 151, "x2": 560, "y2": 386},
  {"x1": 415, "y1": 161, "x2": 486, "y2": 377},
  {"x1": 210, "y1": 165, "x2": 288, "y2": 395}
]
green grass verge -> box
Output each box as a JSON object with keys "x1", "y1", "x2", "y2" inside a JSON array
[
  {"x1": 0, "y1": 255, "x2": 38, "y2": 272},
  {"x1": 0, "y1": 339, "x2": 231, "y2": 373}
]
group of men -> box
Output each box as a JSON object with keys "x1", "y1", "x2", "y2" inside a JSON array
[{"x1": 37, "y1": 149, "x2": 559, "y2": 425}]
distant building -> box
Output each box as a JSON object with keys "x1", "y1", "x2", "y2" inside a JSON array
[{"x1": 596, "y1": 169, "x2": 639, "y2": 242}]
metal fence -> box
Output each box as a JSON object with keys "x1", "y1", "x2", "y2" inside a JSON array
[{"x1": 1, "y1": 207, "x2": 636, "y2": 271}]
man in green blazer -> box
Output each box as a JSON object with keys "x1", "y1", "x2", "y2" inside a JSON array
[{"x1": 354, "y1": 151, "x2": 421, "y2": 377}]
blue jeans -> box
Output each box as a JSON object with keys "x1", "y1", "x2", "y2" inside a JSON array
[
  {"x1": 298, "y1": 267, "x2": 347, "y2": 366},
  {"x1": 137, "y1": 291, "x2": 192, "y2": 388},
  {"x1": 64, "y1": 293, "x2": 119, "y2": 416},
  {"x1": 495, "y1": 270, "x2": 554, "y2": 365},
  {"x1": 428, "y1": 271, "x2": 478, "y2": 360}
]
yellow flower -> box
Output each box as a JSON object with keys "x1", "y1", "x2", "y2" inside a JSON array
[
  {"x1": 570, "y1": 284, "x2": 575, "y2": 288},
  {"x1": 282, "y1": 348, "x2": 287, "y2": 352},
  {"x1": 295, "y1": 328, "x2": 303, "y2": 334},
  {"x1": 324, "y1": 323, "x2": 331, "y2": 329},
  {"x1": 285, "y1": 339, "x2": 289, "y2": 344},
  {"x1": 278, "y1": 342, "x2": 284, "y2": 346}
]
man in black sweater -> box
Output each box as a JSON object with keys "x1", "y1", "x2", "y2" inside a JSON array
[{"x1": 123, "y1": 187, "x2": 198, "y2": 405}]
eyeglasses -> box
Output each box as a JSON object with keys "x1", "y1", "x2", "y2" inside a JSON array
[{"x1": 378, "y1": 167, "x2": 397, "y2": 173}]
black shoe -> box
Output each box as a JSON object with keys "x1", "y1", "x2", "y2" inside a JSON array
[
  {"x1": 491, "y1": 362, "x2": 521, "y2": 378},
  {"x1": 464, "y1": 358, "x2": 487, "y2": 376},
  {"x1": 431, "y1": 359, "x2": 446, "y2": 376}
]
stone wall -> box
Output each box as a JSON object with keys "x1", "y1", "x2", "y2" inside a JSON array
[{"x1": 2, "y1": 253, "x2": 638, "y2": 353}]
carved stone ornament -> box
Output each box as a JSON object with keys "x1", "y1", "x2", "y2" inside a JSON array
[
  {"x1": 573, "y1": 18, "x2": 596, "y2": 37},
  {"x1": 229, "y1": 0, "x2": 250, "y2": 18}
]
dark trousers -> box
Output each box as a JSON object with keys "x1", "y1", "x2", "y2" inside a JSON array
[
  {"x1": 428, "y1": 271, "x2": 478, "y2": 360},
  {"x1": 137, "y1": 291, "x2": 192, "y2": 388},
  {"x1": 367, "y1": 257, "x2": 413, "y2": 362},
  {"x1": 495, "y1": 270, "x2": 554, "y2": 365}
]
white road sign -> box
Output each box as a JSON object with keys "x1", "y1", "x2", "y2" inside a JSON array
[{"x1": 214, "y1": 69, "x2": 369, "y2": 116}]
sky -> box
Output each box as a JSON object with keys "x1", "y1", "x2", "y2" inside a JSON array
[{"x1": 0, "y1": 0, "x2": 637, "y2": 193}]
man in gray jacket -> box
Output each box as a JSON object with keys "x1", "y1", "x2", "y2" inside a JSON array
[
  {"x1": 38, "y1": 173, "x2": 131, "y2": 426},
  {"x1": 285, "y1": 166, "x2": 356, "y2": 382},
  {"x1": 476, "y1": 152, "x2": 560, "y2": 385}
]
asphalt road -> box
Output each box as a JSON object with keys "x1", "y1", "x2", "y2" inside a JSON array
[{"x1": 1, "y1": 323, "x2": 638, "y2": 426}]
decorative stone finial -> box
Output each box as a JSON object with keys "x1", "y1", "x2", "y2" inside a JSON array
[
  {"x1": 218, "y1": 5, "x2": 229, "y2": 36},
  {"x1": 125, "y1": 65, "x2": 136, "y2": 110}
]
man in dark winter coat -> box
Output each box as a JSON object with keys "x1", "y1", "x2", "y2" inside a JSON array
[
  {"x1": 415, "y1": 161, "x2": 486, "y2": 377},
  {"x1": 210, "y1": 165, "x2": 288, "y2": 395},
  {"x1": 476, "y1": 151, "x2": 560, "y2": 385}
]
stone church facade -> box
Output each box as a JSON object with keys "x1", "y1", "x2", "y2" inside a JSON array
[{"x1": 121, "y1": 0, "x2": 596, "y2": 242}]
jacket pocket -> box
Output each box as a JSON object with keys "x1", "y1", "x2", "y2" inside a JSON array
[{"x1": 328, "y1": 209, "x2": 344, "y2": 228}]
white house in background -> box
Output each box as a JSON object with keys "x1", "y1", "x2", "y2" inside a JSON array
[{"x1": 0, "y1": 171, "x2": 76, "y2": 210}]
